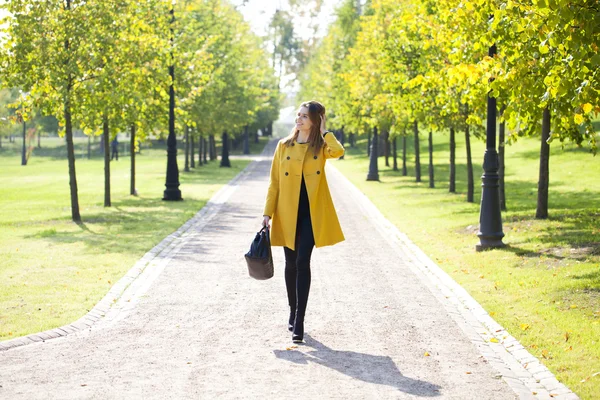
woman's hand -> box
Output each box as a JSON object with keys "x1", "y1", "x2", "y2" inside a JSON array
[
  {"x1": 262, "y1": 215, "x2": 271, "y2": 228},
  {"x1": 320, "y1": 114, "x2": 327, "y2": 134}
]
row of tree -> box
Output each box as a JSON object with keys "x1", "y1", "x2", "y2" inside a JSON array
[
  {"x1": 0, "y1": 0, "x2": 280, "y2": 221},
  {"x1": 299, "y1": 0, "x2": 599, "y2": 218}
]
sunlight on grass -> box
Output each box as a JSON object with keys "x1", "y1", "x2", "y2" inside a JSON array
[{"x1": 335, "y1": 133, "x2": 599, "y2": 399}]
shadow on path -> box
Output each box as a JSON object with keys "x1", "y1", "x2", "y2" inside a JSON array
[{"x1": 274, "y1": 334, "x2": 442, "y2": 396}]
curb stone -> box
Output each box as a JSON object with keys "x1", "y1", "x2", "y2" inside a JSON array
[
  {"x1": 0, "y1": 142, "x2": 274, "y2": 353},
  {"x1": 328, "y1": 164, "x2": 579, "y2": 400}
]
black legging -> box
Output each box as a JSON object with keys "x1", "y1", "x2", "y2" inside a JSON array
[{"x1": 284, "y1": 175, "x2": 314, "y2": 323}]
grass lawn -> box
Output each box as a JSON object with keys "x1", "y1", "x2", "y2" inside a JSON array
[
  {"x1": 334, "y1": 132, "x2": 599, "y2": 399},
  {"x1": 0, "y1": 135, "x2": 260, "y2": 342}
]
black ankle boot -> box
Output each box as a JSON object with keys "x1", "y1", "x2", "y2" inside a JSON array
[
  {"x1": 288, "y1": 310, "x2": 294, "y2": 332},
  {"x1": 292, "y1": 316, "x2": 304, "y2": 343}
]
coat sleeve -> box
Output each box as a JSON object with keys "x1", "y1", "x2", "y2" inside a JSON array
[
  {"x1": 263, "y1": 142, "x2": 281, "y2": 217},
  {"x1": 323, "y1": 132, "x2": 345, "y2": 159}
]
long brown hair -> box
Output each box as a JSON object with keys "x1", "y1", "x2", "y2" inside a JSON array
[{"x1": 283, "y1": 100, "x2": 326, "y2": 157}]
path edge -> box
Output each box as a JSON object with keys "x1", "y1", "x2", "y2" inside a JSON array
[
  {"x1": 328, "y1": 163, "x2": 579, "y2": 400},
  {"x1": 0, "y1": 143, "x2": 274, "y2": 353}
]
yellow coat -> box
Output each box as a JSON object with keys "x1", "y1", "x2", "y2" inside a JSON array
[{"x1": 263, "y1": 133, "x2": 345, "y2": 251}]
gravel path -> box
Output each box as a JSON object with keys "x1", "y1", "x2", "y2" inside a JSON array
[{"x1": 0, "y1": 139, "x2": 574, "y2": 399}]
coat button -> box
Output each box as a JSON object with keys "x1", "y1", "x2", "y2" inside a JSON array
[
  {"x1": 287, "y1": 156, "x2": 290, "y2": 160},
  {"x1": 314, "y1": 156, "x2": 317, "y2": 159},
  {"x1": 285, "y1": 172, "x2": 289, "y2": 176},
  {"x1": 317, "y1": 171, "x2": 320, "y2": 174}
]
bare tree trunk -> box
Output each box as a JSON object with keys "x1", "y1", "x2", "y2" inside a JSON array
[
  {"x1": 402, "y1": 133, "x2": 407, "y2": 176},
  {"x1": 37, "y1": 131, "x2": 41, "y2": 148},
  {"x1": 87, "y1": 135, "x2": 91, "y2": 159},
  {"x1": 243, "y1": 125, "x2": 250, "y2": 155},
  {"x1": 198, "y1": 135, "x2": 203, "y2": 166},
  {"x1": 449, "y1": 127, "x2": 456, "y2": 193},
  {"x1": 103, "y1": 116, "x2": 111, "y2": 207},
  {"x1": 184, "y1": 125, "x2": 190, "y2": 172},
  {"x1": 190, "y1": 132, "x2": 195, "y2": 168},
  {"x1": 392, "y1": 136, "x2": 398, "y2": 171},
  {"x1": 414, "y1": 121, "x2": 421, "y2": 182},
  {"x1": 130, "y1": 124, "x2": 136, "y2": 196},
  {"x1": 209, "y1": 134, "x2": 216, "y2": 161},
  {"x1": 64, "y1": 71, "x2": 81, "y2": 220},
  {"x1": 203, "y1": 137, "x2": 208, "y2": 164},
  {"x1": 465, "y1": 125, "x2": 474, "y2": 203},
  {"x1": 428, "y1": 130, "x2": 434, "y2": 188},
  {"x1": 536, "y1": 107, "x2": 550, "y2": 219},
  {"x1": 384, "y1": 130, "x2": 390, "y2": 166},
  {"x1": 21, "y1": 121, "x2": 27, "y2": 166},
  {"x1": 499, "y1": 119, "x2": 506, "y2": 211},
  {"x1": 220, "y1": 131, "x2": 231, "y2": 167}
]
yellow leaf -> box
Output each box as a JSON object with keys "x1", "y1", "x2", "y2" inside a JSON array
[
  {"x1": 542, "y1": 349, "x2": 550, "y2": 359},
  {"x1": 520, "y1": 323, "x2": 531, "y2": 331},
  {"x1": 490, "y1": 338, "x2": 499, "y2": 343},
  {"x1": 466, "y1": 371, "x2": 472, "y2": 374},
  {"x1": 478, "y1": 275, "x2": 485, "y2": 279},
  {"x1": 489, "y1": 312, "x2": 496, "y2": 317},
  {"x1": 424, "y1": 352, "x2": 430, "y2": 356},
  {"x1": 570, "y1": 304, "x2": 577, "y2": 309},
  {"x1": 582, "y1": 103, "x2": 593, "y2": 114},
  {"x1": 564, "y1": 332, "x2": 570, "y2": 342},
  {"x1": 564, "y1": 346, "x2": 572, "y2": 352}
]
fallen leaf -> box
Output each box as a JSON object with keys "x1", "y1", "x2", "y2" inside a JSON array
[
  {"x1": 466, "y1": 371, "x2": 472, "y2": 374},
  {"x1": 564, "y1": 346, "x2": 572, "y2": 352},
  {"x1": 564, "y1": 332, "x2": 570, "y2": 342},
  {"x1": 542, "y1": 349, "x2": 550, "y2": 359},
  {"x1": 479, "y1": 275, "x2": 485, "y2": 279},
  {"x1": 520, "y1": 323, "x2": 531, "y2": 331},
  {"x1": 570, "y1": 305, "x2": 577, "y2": 309},
  {"x1": 489, "y1": 338, "x2": 499, "y2": 343},
  {"x1": 489, "y1": 312, "x2": 496, "y2": 317},
  {"x1": 424, "y1": 352, "x2": 430, "y2": 356},
  {"x1": 81, "y1": 384, "x2": 87, "y2": 387}
]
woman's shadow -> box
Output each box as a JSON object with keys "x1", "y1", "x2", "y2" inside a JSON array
[{"x1": 273, "y1": 334, "x2": 441, "y2": 396}]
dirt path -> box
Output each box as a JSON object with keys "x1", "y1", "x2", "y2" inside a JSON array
[{"x1": 0, "y1": 139, "x2": 574, "y2": 399}]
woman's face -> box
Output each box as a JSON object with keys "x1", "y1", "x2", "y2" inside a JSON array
[{"x1": 295, "y1": 106, "x2": 313, "y2": 133}]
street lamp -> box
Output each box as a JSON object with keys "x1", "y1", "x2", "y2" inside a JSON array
[
  {"x1": 476, "y1": 43, "x2": 505, "y2": 251},
  {"x1": 163, "y1": 1, "x2": 182, "y2": 201}
]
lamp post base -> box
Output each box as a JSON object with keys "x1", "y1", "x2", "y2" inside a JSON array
[
  {"x1": 475, "y1": 234, "x2": 505, "y2": 252},
  {"x1": 162, "y1": 188, "x2": 182, "y2": 201}
]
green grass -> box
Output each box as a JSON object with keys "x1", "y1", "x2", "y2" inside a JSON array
[
  {"x1": 0, "y1": 136, "x2": 254, "y2": 341},
  {"x1": 334, "y1": 132, "x2": 600, "y2": 399}
]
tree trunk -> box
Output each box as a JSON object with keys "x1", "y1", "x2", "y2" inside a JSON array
[
  {"x1": 64, "y1": 82, "x2": 81, "y2": 220},
  {"x1": 339, "y1": 128, "x2": 345, "y2": 160},
  {"x1": 268, "y1": 121, "x2": 273, "y2": 137},
  {"x1": 414, "y1": 121, "x2": 421, "y2": 182},
  {"x1": 243, "y1": 125, "x2": 250, "y2": 155},
  {"x1": 0, "y1": 134, "x2": 3, "y2": 148},
  {"x1": 402, "y1": 134, "x2": 407, "y2": 176},
  {"x1": 203, "y1": 137, "x2": 208, "y2": 163},
  {"x1": 198, "y1": 135, "x2": 203, "y2": 166},
  {"x1": 384, "y1": 131, "x2": 390, "y2": 166},
  {"x1": 428, "y1": 131, "x2": 434, "y2": 188},
  {"x1": 499, "y1": 120, "x2": 506, "y2": 211},
  {"x1": 103, "y1": 116, "x2": 111, "y2": 207},
  {"x1": 392, "y1": 136, "x2": 398, "y2": 171},
  {"x1": 190, "y1": 133, "x2": 195, "y2": 168},
  {"x1": 209, "y1": 134, "x2": 216, "y2": 161},
  {"x1": 536, "y1": 107, "x2": 550, "y2": 219},
  {"x1": 465, "y1": 125, "x2": 474, "y2": 203},
  {"x1": 254, "y1": 130, "x2": 259, "y2": 144},
  {"x1": 366, "y1": 127, "x2": 379, "y2": 181},
  {"x1": 87, "y1": 135, "x2": 91, "y2": 159},
  {"x1": 21, "y1": 121, "x2": 27, "y2": 166},
  {"x1": 130, "y1": 124, "x2": 136, "y2": 196},
  {"x1": 349, "y1": 133, "x2": 355, "y2": 148},
  {"x1": 184, "y1": 125, "x2": 190, "y2": 172},
  {"x1": 220, "y1": 131, "x2": 231, "y2": 167},
  {"x1": 449, "y1": 127, "x2": 456, "y2": 193},
  {"x1": 37, "y1": 131, "x2": 41, "y2": 148}
]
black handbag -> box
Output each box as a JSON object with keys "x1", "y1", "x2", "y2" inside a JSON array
[{"x1": 245, "y1": 226, "x2": 274, "y2": 280}]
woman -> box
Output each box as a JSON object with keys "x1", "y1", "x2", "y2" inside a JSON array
[{"x1": 262, "y1": 100, "x2": 345, "y2": 343}]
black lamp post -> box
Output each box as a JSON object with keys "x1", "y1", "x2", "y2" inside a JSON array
[
  {"x1": 163, "y1": 3, "x2": 182, "y2": 201},
  {"x1": 476, "y1": 43, "x2": 504, "y2": 251}
]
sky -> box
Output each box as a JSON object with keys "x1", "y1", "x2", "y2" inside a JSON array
[{"x1": 231, "y1": 0, "x2": 341, "y2": 40}]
